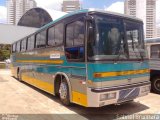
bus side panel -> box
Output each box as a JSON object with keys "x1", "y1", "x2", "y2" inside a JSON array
[{"x1": 15, "y1": 47, "x2": 88, "y2": 106}]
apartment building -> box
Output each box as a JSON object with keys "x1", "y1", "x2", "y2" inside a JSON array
[
  {"x1": 62, "y1": 0, "x2": 80, "y2": 13},
  {"x1": 6, "y1": 0, "x2": 37, "y2": 25},
  {"x1": 124, "y1": 0, "x2": 156, "y2": 38}
]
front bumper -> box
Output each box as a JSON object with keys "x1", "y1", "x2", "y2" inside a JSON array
[{"x1": 87, "y1": 81, "x2": 150, "y2": 107}]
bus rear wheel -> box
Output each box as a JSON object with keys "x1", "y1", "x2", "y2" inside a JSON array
[
  {"x1": 59, "y1": 78, "x2": 70, "y2": 106},
  {"x1": 17, "y1": 68, "x2": 22, "y2": 82},
  {"x1": 151, "y1": 77, "x2": 160, "y2": 94}
]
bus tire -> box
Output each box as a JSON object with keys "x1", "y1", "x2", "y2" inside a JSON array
[
  {"x1": 17, "y1": 68, "x2": 22, "y2": 82},
  {"x1": 151, "y1": 77, "x2": 160, "y2": 94},
  {"x1": 59, "y1": 78, "x2": 70, "y2": 106}
]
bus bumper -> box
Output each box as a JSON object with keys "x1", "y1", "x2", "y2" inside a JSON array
[{"x1": 87, "y1": 81, "x2": 150, "y2": 107}]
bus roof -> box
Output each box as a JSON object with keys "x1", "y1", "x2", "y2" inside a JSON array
[
  {"x1": 145, "y1": 38, "x2": 160, "y2": 43},
  {"x1": 39, "y1": 9, "x2": 143, "y2": 31},
  {"x1": 12, "y1": 9, "x2": 143, "y2": 44}
]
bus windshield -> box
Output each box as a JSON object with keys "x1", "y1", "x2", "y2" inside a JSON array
[{"x1": 87, "y1": 14, "x2": 146, "y2": 61}]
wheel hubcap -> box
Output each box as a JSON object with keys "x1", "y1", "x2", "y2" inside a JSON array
[{"x1": 59, "y1": 82, "x2": 67, "y2": 99}]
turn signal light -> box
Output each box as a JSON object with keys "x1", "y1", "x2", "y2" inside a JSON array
[{"x1": 94, "y1": 73, "x2": 102, "y2": 78}]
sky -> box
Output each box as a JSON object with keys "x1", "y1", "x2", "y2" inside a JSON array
[{"x1": 0, "y1": 0, "x2": 160, "y2": 26}]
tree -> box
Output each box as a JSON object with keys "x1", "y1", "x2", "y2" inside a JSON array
[{"x1": 0, "y1": 44, "x2": 11, "y2": 61}]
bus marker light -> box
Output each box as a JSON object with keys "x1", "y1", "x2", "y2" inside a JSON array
[{"x1": 94, "y1": 73, "x2": 102, "y2": 78}]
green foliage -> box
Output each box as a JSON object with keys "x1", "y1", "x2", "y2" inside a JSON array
[{"x1": 0, "y1": 44, "x2": 11, "y2": 61}]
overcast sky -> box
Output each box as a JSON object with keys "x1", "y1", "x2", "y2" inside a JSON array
[{"x1": 0, "y1": 0, "x2": 160, "y2": 26}]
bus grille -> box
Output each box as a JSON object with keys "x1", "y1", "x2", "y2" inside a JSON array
[{"x1": 118, "y1": 87, "x2": 140, "y2": 103}]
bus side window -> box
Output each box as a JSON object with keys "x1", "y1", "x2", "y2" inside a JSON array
[
  {"x1": 16, "y1": 41, "x2": 21, "y2": 52},
  {"x1": 48, "y1": 26, "x2": 55, "y2": 46},
  {"x1": 151, "y1": 45, "x2": 160, "y2": 58},
  {"x1": 55, "y1": 23, "x2": 63, "y2": 45},
  {"x1": 47, "y1": 23, "x2": 63, "y2": 46},
  {"x1": 12, "y1": 43, "x2": 16, "y2": 53},
  {"x1": 27, "y1": 36, "x2": 35, "y2": 50},
  {"x1": 36, "y1": 30, "x2": 47, "y2": 48},
  {"x1": 65, "y1": 18, "x2": 85, "y2": 61},
  {"x1": 21, "y1": 39, "x2": 27, "y2": 52}
]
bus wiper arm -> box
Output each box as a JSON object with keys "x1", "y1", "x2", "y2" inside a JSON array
[{"x1": 114, "y1": 37, "x2": 128, "y2": 63}]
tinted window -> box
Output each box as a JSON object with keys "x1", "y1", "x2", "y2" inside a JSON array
[
  {"x1": 21, "y1": 39, "x2": 27, "y2": 52},
  {"x1": 36, "y1": 30, "x2": 46, "y2": 48},
  {"x1": 47, "y1": 23, "x2": 64, "y2": 46},
  {"x1": 12, "y1": 44, "x2": 16, "y2": 53},
  {"x1": 125, "y1": 21, "x2": 145, "y2": 59},
  {"x1": 66, "y1": 19, "x2": 85, "y2": 47},
  {"x1": 65, "y1": 18, "x2": 85, "y2": 61},
  {"x1": 48, "y1": 26, "x2": 55, "y2": 46},
  {"x1": 27, "y1": 35, "x2": 35, "y2": 50},
  {"x1": 66, "y1": 23, "x2": 74, "y2": 47},
  {"x1": 74, "y1": 21, "x2": 85, "y2": 46},
  {"x1": 16, "y1": 41, "x2": 21, "y2": 52},
  {"x1": 55, "y1": 23, "x2": 63, "y2": 45},
  {"x1": 151, "y1": 45, "x2": 160, "y2": 58}
]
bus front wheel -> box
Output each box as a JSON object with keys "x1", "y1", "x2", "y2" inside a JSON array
[
  {"x1": 151, "y1": 77, "x2": 160, "y2": 94},
  {"x1": 59, "y1": 78, "x2": 70, "y2": 106}
]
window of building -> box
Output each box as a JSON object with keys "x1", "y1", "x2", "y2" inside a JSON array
[
  {"x1": 65, "y1": 18, "x2": 85, "y2": 61},
  {"x1": 36, "y1": 30, "x2": 47, "y2": 48},
  {"x1": 21, "y1": 38, "x2": 27, "y2": 52},
  {"x1": 27, "y1": 35, "x2": 35, "y2": 50}
]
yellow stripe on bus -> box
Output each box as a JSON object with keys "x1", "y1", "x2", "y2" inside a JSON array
[
  {"x1": 94, "y1": 69, "x2": 150, "y2": 78},
  {"x1": 16, "y1": 60, "x2": 64, "y2": 64},
  {"x1": 22, "y1": 74, "x2": 88, "y2": 106},
  {"x1": 22, "y1": 74, "x2": 54, "y2": 94},
  {"x1": 72, "y1": 91, "x2": 88, "y2": 107}
]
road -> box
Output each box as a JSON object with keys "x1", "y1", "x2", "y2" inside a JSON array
[{"x1": 0, "y1": 69, "x2": 160, "y2": 120}]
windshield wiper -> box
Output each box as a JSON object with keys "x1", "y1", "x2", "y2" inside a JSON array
[{"x1": 114, "y1": 36, "x2": 128, "y2": 63}]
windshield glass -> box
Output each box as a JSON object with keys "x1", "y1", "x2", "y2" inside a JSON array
[
  {"x1": 87, "y1": 14, "x2": 147, "y2": 61},
  {"x1": 125, "y1": 20, "x2": 146, "y2": 60}
]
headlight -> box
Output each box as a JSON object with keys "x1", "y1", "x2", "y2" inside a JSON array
[
  {"x1": 100, "y1": 94, "x2": 108, "y2": 101},
  {"x1": 108, "y1": 93, "x2": 116, "y2": 99},
  {"x1": 100, "y1": 92, "x2": 116, "y2": 101}
]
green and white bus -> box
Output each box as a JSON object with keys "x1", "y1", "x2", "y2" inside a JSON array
[
  {"x1": 11, "y1": 9, "x2": 150, "y2": 107},
  {"x1": 146, "y1": 38, "x2": 160, "y2": 94}
]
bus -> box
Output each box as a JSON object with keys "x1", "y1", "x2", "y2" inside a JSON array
[
  {"x1": 146, "y1": 38, "x2": 160, "y2": 94},
  {"x1": 11, "y1": 9, "x2": 150, "y2": 107}
]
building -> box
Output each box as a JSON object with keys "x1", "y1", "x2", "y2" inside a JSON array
[
  {"x1": 0, "y1": 24, "x2": 38, "y2": 44},
  {"x1": 6, "y1": 0, "x2": 37, "y2": 25},
  {"x1": 124, "y1": 0, "x2": 156, "y2": 38},
  {"x1": 157, "y1": 26, "x2": 160, "y2": 38},
  {"x1": 62, "y1": 0, "x2": 80, "y2": 13},
  {"x1": 0, "y1": 8, "x2": 66, "y2": 44},
  {"x1": 124, "y1": 0, "x2": 136, "y2": 17}
]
